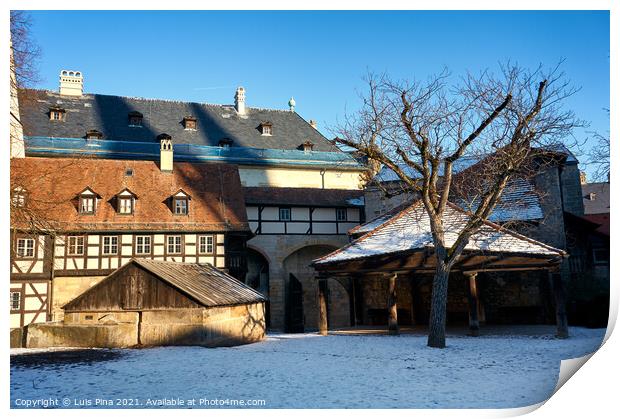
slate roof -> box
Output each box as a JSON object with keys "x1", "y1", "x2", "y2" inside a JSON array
[
  {"x1": 10, "y1": 157, "x2": 249, "y2": 233},
  {"x1": 315, "y1": 201, "x2": 565, "y2": 266},
  {"x1": 582, "y1": 182, "x2": 610, "y2": 215},
  {"x1": 63, "y1": 259, "x2": 266, "y2": 310},
  {"x1": 244, "y1": 187, "x2": 365, "y2": 207},
  {"x1": 18, "y1": 89, "x2": 337, "y2": 152}
]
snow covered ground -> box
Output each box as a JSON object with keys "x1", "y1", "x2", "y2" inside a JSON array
[{"x1": 10, "y1": 326, "x2": 605, "y2": 409}]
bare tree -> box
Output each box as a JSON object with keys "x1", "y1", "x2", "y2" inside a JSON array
[
  {"x1": 10, "y1": 10, "x2": 41, "y2": 89},
  {"x1": 333, "y1": 63, "x2": 582, "y2": 348},
  {"x1": 585, "y1": 109, "x2": 610, "y2": 182}
]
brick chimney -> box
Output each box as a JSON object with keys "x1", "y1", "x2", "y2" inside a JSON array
[
  {"x1": 59, "y1": 70, "x2": 84, "y2": 96},
  {"x1": 158, "y1": 134, "x2": 173, "y2": 172},
  {"x1": 234, "y1": 87, "x2": 246, "y2": 115}
]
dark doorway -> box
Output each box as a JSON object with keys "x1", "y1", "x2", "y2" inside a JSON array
[{"x1": 286, "y1": 274, "x2": 304, "y2": 333}]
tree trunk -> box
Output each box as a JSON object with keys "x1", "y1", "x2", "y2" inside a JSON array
[
  {"x1": 387, "y1": 273, "x2": 399, "y2": 335},
  {"x1": 427, "y1": 262, "x2": 450, "y2": 348},
  {"x1": 318, "y1": 279, "x2": 328, "y2": 336}
]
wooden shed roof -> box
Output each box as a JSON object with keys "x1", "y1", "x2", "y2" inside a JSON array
[{"x1": 63, "y1": 259, "x2": 266, "y2": 310}]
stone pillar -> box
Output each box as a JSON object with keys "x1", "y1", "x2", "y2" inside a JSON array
[
  {"x1": 387, "y1": 273, "x2": 399, "y2": 335},
  {"x1": 466, "y1": 272, "x2": 480, "y2": 337},
  {"x1": 318, "y1": 279, "x2": 328, "y2": 336},
  {"x1": 550, "y1": 271, "x2": 569, "y2": 338}
]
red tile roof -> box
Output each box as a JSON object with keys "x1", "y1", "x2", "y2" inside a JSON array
[{"x1": 11, "y1": 157, "x2": 249, "y2": 233}]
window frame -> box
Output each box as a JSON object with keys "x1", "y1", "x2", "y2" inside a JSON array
[
  {"x1": 135, "y1": 235, "x2": 152, "y2": 255},
  {"x1": 10, "y1": 292, "x2": 21, "y2": 311},
  {"x1": 67, "y1": 236, "x2": 85, "y2": 256},
  {"x1": 118, "y1": 196, "x2": 134, "y2": 215},
  {"x1": 50, "y1": 109, "x2": 65, "y2": 121},
  {"x1": 336, "y1": 208, "x2": 348, "y2": 222},
  {"x1": 174, "y1": 198, "x2": 189, "y2": 215},
  {"x1": 102, "y1": 236, "x2": 119, "y2": 256},
  {"x1": 12, "y1": 188, "x2": 26, "y2": 208},
  {"x1": 16, "y1": 238, "x2": 35, "y2": 258},
  {"x1": 198, "y1": 235, "x2": 214, "y2": 254},
  {"x1": 261, "y1": 124, "x2": 273, "y2": 136},
  {"x1": 79, "y1": 195, "x2": 96, "y2": 214},
  {"x1": 279, "y1": 207, "x2": 291, "y2": 221},
  {"x1": 167, "y1": 235, "x2": 183, "y2": 254}
]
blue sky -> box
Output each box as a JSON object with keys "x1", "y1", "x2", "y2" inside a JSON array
[{"x1": 27, "y1": 10, "x2": 609, "y2": 176}]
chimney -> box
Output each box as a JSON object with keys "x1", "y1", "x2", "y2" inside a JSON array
[
  {"x1": 309, "y1": 120, "x2": 317, "y2": 129},
  {"x1": 59, "y1": 70, "x2": 84, "y2": 96},
  {"x1": 158, "y1": 134, "x2": 173, "y2": 172},
  {"x1": 234, "y1": 87, "x2": 246, "y2": 115},
  {"x1": 580, "y1": 171, "x2": 587, "y2": 184}
]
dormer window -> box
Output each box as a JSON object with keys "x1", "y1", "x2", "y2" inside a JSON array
[
  {"x1": 300, "y1": 141, "x2": 314, "y2": 152},
  {"x1": 588, "y1": 192, "x2": 597, "y2": 200},
  {"x1": 49, "y1": 107, "x2": 66, "y2": 121},
  {"x1": 128, "y1": 111, "x2": 143, "y2": 127},
  {"x1": 171, "y1": 189, "x2": 191, "y2": 215},
  {"x1": 77, "y1": 187, "x2": 100, "y2": 214},
  {"x1": 259, "y1": 122, "x2": 273, "y2": 136},
  {"x1": 116, "y1": 188, "x2": 137, "y2": 215},
  {"x1": 183, "y1": 116, "x2": 197, "y2": 131},
  {"x1": 11, "y1": 187, "x2": 26, "y2": 208},
  {"x1": 85, "y1": 129, "x2": 103, "y2": 140},
  {"x1": 219, "y1": 138, "x2": 233, "y2": 148}
]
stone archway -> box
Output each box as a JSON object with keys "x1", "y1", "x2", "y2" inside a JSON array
[
  {"x1": 283, "y1": 245, "x2": 350, "y2": 332},
  {"x1": 246, "y1": 247, "x2": 270, "y2": 326}
]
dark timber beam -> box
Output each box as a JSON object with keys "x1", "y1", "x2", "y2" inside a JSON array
[
  {"x1": 550, "y1": 272, "x2": 569, "y2": 339},
  {"x1": 387, "y1": 273, "x2": 399, "y2": 335},
  {"x1": 318, "y1": 279, "x2": 328, "y2": 336},
  {"x1": 466, "y1": 272, "x2": 480, "y2": 337}
]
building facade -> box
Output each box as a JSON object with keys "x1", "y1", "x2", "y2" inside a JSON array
[{"x1": 12, "y1": 70, "x2": 367, "y2": 332}]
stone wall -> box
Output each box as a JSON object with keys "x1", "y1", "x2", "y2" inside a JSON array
[
  {"x1": 51, "y1": 276, "x2": 107, "y2": 321},
  {"x1": 22, "y1": 303, "x2": 265, "y2": 348}
]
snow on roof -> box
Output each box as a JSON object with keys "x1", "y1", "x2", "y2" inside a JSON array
[{"x1": 315, "y1": 201, "x2": 564, "y2": 266}]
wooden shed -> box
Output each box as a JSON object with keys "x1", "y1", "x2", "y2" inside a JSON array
[{"x1": 58, "y1": 259, "x2": 267, "y2": 347}]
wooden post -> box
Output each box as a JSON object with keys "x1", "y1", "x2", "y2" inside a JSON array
[
  {"x1": 550, "y1": 272, "x2": 569, "y2": 339},
  {"x1": 409, "y1": 276, "x2": 417, "y2": 326},
  {"x1": 387, "y1": 273, "x2": 399, "y2": 335},
  {"x1": 318, "y1": 279, "x2": 328, "y2": 336},
  {"x1": 466, "y1": 272, "x2": 480, "y2": 337},
  {"x1": 349, "y1": 277, "x2": 357, "y2": 327}
]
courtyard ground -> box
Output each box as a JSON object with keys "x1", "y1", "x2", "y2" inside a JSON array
[{"x1": 10, "y1": 326, "x2": 605, "y2": 409}]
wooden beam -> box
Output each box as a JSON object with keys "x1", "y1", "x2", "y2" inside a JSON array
[
  {"x1": 550, "y1": 272, "x2": 569, "y2": 339},
  {"x1": 387, "y1": 273, "x2": 399, "y2": 335},
  {"x1": 466, "y1": 272, "x2": 480, "y2": 337},
  {"x1": 318, "y1": 279, "x2": 328, "y2": 336}
]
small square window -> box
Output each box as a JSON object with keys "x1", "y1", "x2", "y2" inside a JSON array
[
  {"x1": 10, "y1": 292, "x2": 21, "y2": 311},
  {"x1": 67, "y1": 236, "x2": 85, "y2": 256},
  {"x1": 135, "y1": 236, "x2": 152, "y2": 255},
  {"x1": 183, "y1": 117, "x2": 197, "y2": 131},
  {"x1": 80, "y1": 196, "x2": 95, "y2": 214},
  {"x1": 50, "y1": 109, "x2": 65, "y2": 121},
  {"x1": 199, "y1": 235, "x2": 214, "y2": 254},
  {"x1": 262, "y1": 125, "x2": 272, "y2": 136},
  {"x1": 336, "y1": 208, "x2": 347, "y2": 221},
  {"x1": 128, "y1": 112, "x2": 143, "y2": 127},
  {"x1": 102, "y1": 236, "x2": 118, "y2": 255},
  {"x1": 279, "y1": 207, "x2": 291, "y2": 221},
  {"x1": 119, "y1": 197, "x2": 133, "y2": 214},
  {"x1": 174, "y1": 198, "x2": 188, "y2": 215},
  {"x1": 167, "y1": 236, "x2": 182, "y2": 254},
  {"x1": 16, "y1": 238, "x2": 35, "y2": 258}
]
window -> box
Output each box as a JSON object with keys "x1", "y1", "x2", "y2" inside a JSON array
[
  {"x1": 167, "y1": 236, "x2": 182, "y2": 254},
  {"x1": 12, "y1": 188, "x2": 26, "y2": 207},
  {"x1": 119, "y1": 197, "x2": 133, "y2": 214},
  {"x1": 301, "y1": 141, "x2": 314, "y2": 152},
  {"x1": 219, "y1": 138, "x2": 233, "y2": 148},
  {"x1": 128, "y1": 112, "x2": 143, "y2": 127},
  {"x1": 16, "y1": 238, "x2": 34, "y2": 258},
  {"x1": 102, "y1": 236, "x2": 118, "y2": 255},
  {"x1": 593, "y1": 248, "x2": 609, "y2": 265},
  {"x1": 135, "y1": 236, "x2": 151, "y2": 255},
  {"x1": 174, "y1": 198, "x2": 188, "y2": 215},
  {"x1": 260, "y1": 122, "x2": 273, "y2": 136},
  {"x1": 279, "y1": 207, "x2": 291, "y2": 221},
  {"x1": 67, "y1": 236, "x2": 85, "y2": 256},
  {"x1": 183, "y1": 116, "x2": 197, "y2": 130},
  {"x1": 10, "y1": 292, "x2": 21, "y2": 311},
  {"x1": 85, "y1": 130, "x2": 103, "y2": 140},
  {"x1": 336, "y1": 208, "x2": 347, "y2": 221},
  {"x1": 49, "y1": 107, "x2": 65, "y2": 121},
  {"x1": 199, "y1": 235, "x2": 214, "y2": 254},
  {"x1": 80, "y1": 196, "x2": 95, "y2": 214}
]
